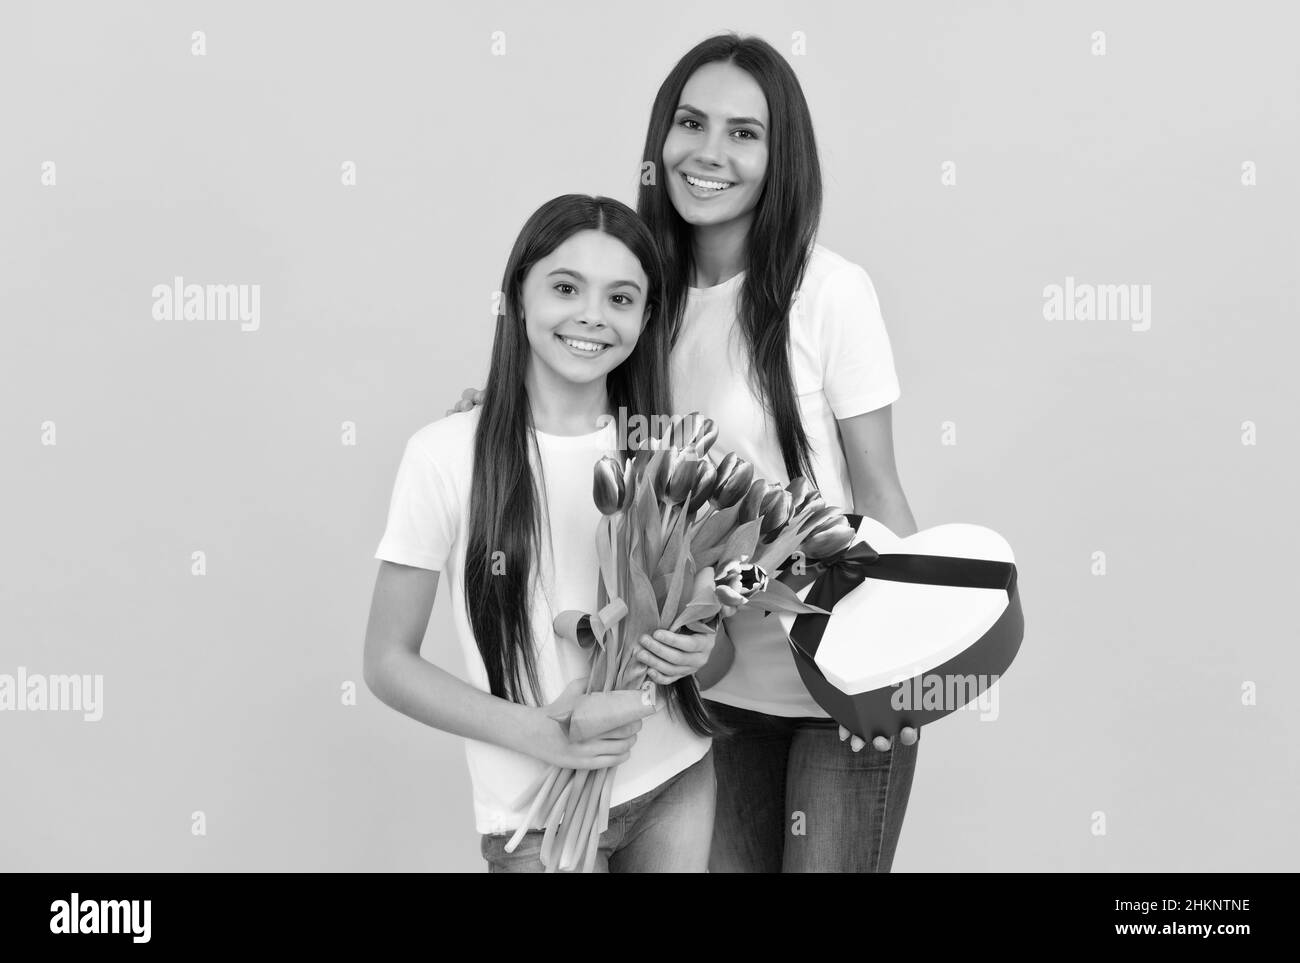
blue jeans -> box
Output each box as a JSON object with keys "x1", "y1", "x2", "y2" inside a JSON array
[
  {"x1": 480, "y1": 749, "x2": 715, "y2": 873},
  {"x1": 706, "y1": 702, "x2": 920, "y2": 872}
]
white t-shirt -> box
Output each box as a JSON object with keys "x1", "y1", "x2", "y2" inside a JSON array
[
  {"x1": 373, "y1": 406, "x2": 711, "y2": 834},
  {"x1": 669, "y1": 244, "x2": 902, "y2": 718}
]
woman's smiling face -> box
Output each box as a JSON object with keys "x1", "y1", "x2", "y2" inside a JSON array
[
  {"x1": 662, "y1": 60, "x2": 770, "y2": 230},
  {"x1": 520, "y1": 229, "x2": 650, "y2": 386}
]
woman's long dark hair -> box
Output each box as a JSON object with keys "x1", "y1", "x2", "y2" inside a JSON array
[
  {"x1": 637, "y1": 33, "x2": 823, "y2": 489},
  {"x1": 464, "y1": 194, "x2": 714, "y2": 738}
]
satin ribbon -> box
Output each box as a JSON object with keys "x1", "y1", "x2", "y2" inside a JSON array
[{"x1": 790, "y1": 514, "x2": 1019, "y2": 663}]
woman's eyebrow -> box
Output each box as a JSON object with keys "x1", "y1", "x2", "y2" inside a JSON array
[
  {"x1": 675, "y1": 103, "x2": 766, "y2": 130},
  {"x1": 546, "y1": 269, "x2": 642, "y2": 294}
]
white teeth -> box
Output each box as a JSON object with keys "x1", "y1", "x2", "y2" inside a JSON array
[
  {"x1": 560, "y1": 335, "x2": 607, "y2": 353},
  {"x1": 685, "y1": 174, "x2": 733, "y2": 191}
]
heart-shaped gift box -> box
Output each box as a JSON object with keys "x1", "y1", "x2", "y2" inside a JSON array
[{"x1": 775, "y1": 514, "x2": 1024, "y2": 741}]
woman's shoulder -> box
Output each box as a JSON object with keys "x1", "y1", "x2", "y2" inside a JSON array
[
  {"x1": 797, "y1": 244, "x2": 883, "y2": 321},
  {"x1": 802, "y1": 243, "x2": 875, "y2": 291}
]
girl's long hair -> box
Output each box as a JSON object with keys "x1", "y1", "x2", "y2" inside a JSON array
[
  {"x1": 637, "y1": 32, "x2": 823, "y2": 489},
  {"x1": 464, "y1": 194, "x2": 715, "y2": 738}
]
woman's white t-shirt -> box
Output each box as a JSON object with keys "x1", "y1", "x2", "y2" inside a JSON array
[
  {"x1": 669, "y1": 244, "x2": 902, "y2": 718},
  {"x1": 373, "y1": 407, "x2": 711, "y2": 834}
]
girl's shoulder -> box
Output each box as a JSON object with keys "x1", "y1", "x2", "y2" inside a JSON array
[{"x1": 404, "y1": 407, "x2": 481, "y2": 482}]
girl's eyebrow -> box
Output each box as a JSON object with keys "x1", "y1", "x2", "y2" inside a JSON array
[
  {"x1": 546, "y1": 269, "x2": 642, "y2": 294},
  {"x1": 675, "y1": 103, "x2": 766, "y2": 130}
]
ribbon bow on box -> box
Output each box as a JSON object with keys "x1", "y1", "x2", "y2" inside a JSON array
[{"x1": 777, "y1": 513, "x2": 1025, "y2": 741}]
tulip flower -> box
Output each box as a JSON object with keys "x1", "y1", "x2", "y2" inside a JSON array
[
  {"x1": 714, "y1": 554, "x2": 771, "y2": 606},
  {"x1": 802, "y1": 515, "x2": 856, "y2": 559},
  {"x1": 709, "y1": 453, "x2": 750, "y2": 510},
  {"x1": 686, "y1": 418, "x2": 718, "y2": 458},
  {"x1": 759, "y1": 489, "x2": 793, "y2": 540},
  {"x1": 652, "y1": 446, "x2": 680, "y2": 500},
  {"x1": 664, "y1": 452, "x2": 699, "y2": 506},
  {"x1": 799, "y1": 504, "x2": 842, "y2": 535},
  {"x1": 687, "y1": 458, "x2": 718, "y2": 515},
  {"x1": 592, "y1": 456, "x2": 626, "y2": 516}
]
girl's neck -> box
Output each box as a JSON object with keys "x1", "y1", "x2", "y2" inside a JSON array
[
  {"x1": 691, "y1": 214, "x2": 751, "y2": 287},
  {"x1": 524, "y1": 364, "x2": 612, "y2": 437}
]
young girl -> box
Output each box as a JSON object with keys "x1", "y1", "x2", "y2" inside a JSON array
[
  {"x1": 451, "y1": 34, "x2": 923, "y2": 873},
  {"x1": 365, "y1": 195, "x2": 716, "y2": 873}
]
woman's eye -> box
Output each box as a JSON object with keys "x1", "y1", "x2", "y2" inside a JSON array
[
  {"x1": 679, "y1": 117, "x2": 701, "y2": 130},
  {"x1": 611, "y1": 294, "x2": 634, "y2": 306},
  {"x1": 733, "y1": 129, "x2": 757, "y2": 140},
  {"x1": 554, "y1": 282, "x2": 576, "y2": 295}
]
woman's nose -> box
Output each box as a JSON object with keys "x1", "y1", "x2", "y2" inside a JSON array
[{"x1": 695, "y1": 129, "x2": 727, "y2": 167}]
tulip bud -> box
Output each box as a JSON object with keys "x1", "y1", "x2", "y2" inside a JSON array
[
  {"x1": 737, "y1": 478, "x2": 768, "y2": 523},
  {"x1": 592, "y1": 455, "x2": 626, "y2": 515},
  {"x1": 786, "y1": 476, "x2": 818, "y2": 515},
  {"x1": 688, "y1": 459, "x2": 718, "y2": 514},
  {"x1": 802, "y1": 516, "x2": 856, "y2": 559},
  {"x1": 671, "y1": 412, "x2": 697, "y2": 449},
  {"x1": 652, "y1": 446, "x2": 679, "y2": 500},
  {"x1": 759, "y1": 490, "x2": 793, "y2": 540},
  {"x1": 687, "y1": 418, "x2": 718, "y2": 457},
  {"x1": 664, "y1": 452, "x2": 699, "y2": 506},
  {"x1": 758, "y1": 481, "x2": 785, "y2": 517},
  {"x1": 711, "y1": 453, "x2": 753, "y2": 510},
  {"x1": 799, "y1": 504, "x2": 842, "y2": 535}
]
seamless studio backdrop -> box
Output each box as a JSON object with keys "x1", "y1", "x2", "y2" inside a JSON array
[{"x1": 1, "y1": 0, "x2": 1296, "y2": 872}]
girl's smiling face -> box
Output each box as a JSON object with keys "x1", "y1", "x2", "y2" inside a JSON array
[
  {"x1": 520, "y1": 229, "x2": 650, "y2": 386},
  {"x1": 662, "y1": 60, "x2": 770, "y2": 230}
]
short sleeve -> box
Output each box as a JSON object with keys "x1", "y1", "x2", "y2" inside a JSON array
[
  {"x1": 373, "y1": 437, "x2": 459, "y2": 572},
  {"x1": 816, "y1": 264, "x2": 902, "y2": 420}
]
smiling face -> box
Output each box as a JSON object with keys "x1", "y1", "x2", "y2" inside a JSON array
[
  {"x1": 662, "y1": 60, "x2": 770, "y2": 231},
  {"x1": 519, "y1": 229, "x2": 650, "y2": 388}
]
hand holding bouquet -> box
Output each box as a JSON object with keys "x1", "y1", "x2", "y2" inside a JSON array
[{"x1": 506, "y1": 412, "x2": 859, "y2": 871}]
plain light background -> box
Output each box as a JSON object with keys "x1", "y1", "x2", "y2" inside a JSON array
[{"x1": 2, "y1": 0, "x2": 1296, "y2": 871}]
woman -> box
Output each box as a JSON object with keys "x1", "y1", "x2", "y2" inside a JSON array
[
  {"x1": 451, "y1": 34, "x2": 921, "y2": 873},
  {"x1": 366, "y1": 195, "x2": 716, "y2": 872}
]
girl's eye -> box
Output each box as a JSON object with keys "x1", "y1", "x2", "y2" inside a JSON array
[
  {"x1": 678, "y1": 117, "x2": 701, "y2": 130},
  {"x1": 554, "y1": 282, "x2": 577, "y2": 295},
  {"x1": 733, "y1": 129, "x2": 757, "y2": 140},
  {"x1": 611, "y1": 294, "x2": 634, "y2": 306}
]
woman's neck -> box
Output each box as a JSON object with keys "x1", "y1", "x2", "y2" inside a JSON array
[
  {"x1": 691, "y1": 215, "x2": 751, "y2": 287},
  {"x1": 524, "y1": 364, "x2": 612, "y2": 436}
]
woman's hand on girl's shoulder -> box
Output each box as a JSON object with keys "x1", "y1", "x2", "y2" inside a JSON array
[{"x1": 446, "y1": 387, "x2": 485, "y2": 417}]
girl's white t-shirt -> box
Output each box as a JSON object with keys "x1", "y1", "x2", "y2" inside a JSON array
[
  {"x1": 373, "y1": 406, "x2": 711, "y2": 834},
  {"x1": 670, "y1": 244, "x2": 902, "y2": 718}
]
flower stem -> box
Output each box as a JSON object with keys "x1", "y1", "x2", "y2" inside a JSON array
[{"x1": 504, "y1": 764, "x2": 561, "y2": 853}]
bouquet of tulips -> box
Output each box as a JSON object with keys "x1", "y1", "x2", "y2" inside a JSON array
[{"x1": 504, "y1": 412, "x2": 859, "y2": 871}]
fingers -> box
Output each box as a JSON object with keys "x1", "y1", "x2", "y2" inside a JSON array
[
  {"x1": 582, "y1": 751, "x2": 632, "y2": 770},
  {"x1": 837, "y1": 725, "x2": 911, "y2": 753},
  {"x1": 599, "y1": 719, "x2": 643, "y2": 739},
  {"x1": 636, "y1": 630, "x2": 709, "y2": 674},
  {"x1": 460, "y1": 387, "x2": 477, "y2": 401},
  {"x1": 590, "y1": 734, "x2": 637, "y2": 757}
]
